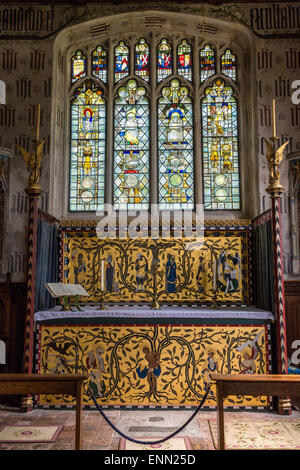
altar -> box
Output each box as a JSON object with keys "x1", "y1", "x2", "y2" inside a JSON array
[
  {"x1": 34, "y1": 304, "x2": 274, "y2": 409},
  {"x1": 29, "y1": 216, "x2": 283, "y2": 410}
]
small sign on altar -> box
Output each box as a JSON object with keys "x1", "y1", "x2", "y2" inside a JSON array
[{"x1": 46, "y1": 283, "x2": 89, "y2": 311}]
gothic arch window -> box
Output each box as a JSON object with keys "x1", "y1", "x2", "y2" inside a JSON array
[
  {"x1": 135, "y1": 38, "x2": 150, "y2": 83},
  {"x1": 71, "y1": 50, "x2": 87, "y2": 84},
  {"x1": 113, "y1": 79, "x2": 150, "y2": 210},
  {"x1": 201, "y1": 78, "x2": 240, "y2": 210},
  {"x1": 68, "y1": 36, "x2": 241, "y2": 213},
  {"x1": 70, "y1": 80, "x2": 106, "y2": 211},
  {"x1": 114, "y1": 41, "x2": 130, "y2": 84},
  {"x1": 157, "y1": 38, "x2": 173, "y2": 83},
  {"x1": 92, "y1": 46, "x2": 107, "y2": 83},
  {"x1": 221, "y1": 48, "x2": 237, "y2": 82},
  {"x1": 200, "y1": 44, "x2": 215, "y2": 83},
  {"x1": 177, "y1": 40, "x2": 192, "y2": 82},
  {"x1": 158, "y1": 79, "x2": 194, "y2": 210}
]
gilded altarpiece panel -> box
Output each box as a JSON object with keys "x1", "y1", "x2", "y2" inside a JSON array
[{"x1": 61, "y1": 230, "x2": 250, "y2": 304}]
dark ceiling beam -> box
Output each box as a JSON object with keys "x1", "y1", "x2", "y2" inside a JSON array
[{"x1": 0, "y1": 0, "x2": 290, "y2": 4}]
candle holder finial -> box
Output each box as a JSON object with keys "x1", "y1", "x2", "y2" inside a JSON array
[{"x1": 98, "y1": 289, "x2": 107, "y2": 310}]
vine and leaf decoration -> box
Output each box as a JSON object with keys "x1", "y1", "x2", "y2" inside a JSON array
[
  {"x1": 63, "y1": 232, "x2": 248, "y2": 304},
  {"x1": 39, "y1": 325, "x2": 266, "y2": 406}
]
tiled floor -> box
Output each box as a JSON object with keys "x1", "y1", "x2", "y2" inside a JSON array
[{"x1": 0, "y1": 407, "x2": 299, "y2": 450}]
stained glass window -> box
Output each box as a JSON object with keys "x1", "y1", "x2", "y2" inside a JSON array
[
  {"x1": 70, "y1": 80, "x2": 106, "y2": 211},
  {"x1": 158, "y1": 79, "x2": 194, "y2": 209},
  {"x1": 135, "y1": 38, "x2": 150, "y2": 83},
  {"x1": 221, "y1": 49, "x2": 236, "y2": 81},
  {"x1": 157, "y1": 39, "x2": 172, "y2": 83},
  {"x1": 92, "y1": 45, "x2": 107, "y2": 83},
  {"x1": 201, "y1": 78, "x2": 240, "y2": 210},
  {"x1": 69, "y1": 37, "x2": 241, "y2": 213},
  {"x1": 200, "y1": 44, "x2": 215, "y2": 83},
  {"x1": 114, "y1": 41, "x2": 129, "y2": 83},
  {"x1": 177, "y1": 40, "x2": 192, "y2": 82},
  {"x1": 71, "y1": 50, "x2": 87, "y2": 84},
  {"x1": 113, "y1": 79, "x2": 149, "y2": 209}
]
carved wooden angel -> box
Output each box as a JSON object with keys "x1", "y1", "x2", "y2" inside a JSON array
[
  {"x1": 263, "y1": 138, "x2": 289, "y2": 190},
  {"x1": 16, "y1": 140, "x2": 44, "y2": 190}
]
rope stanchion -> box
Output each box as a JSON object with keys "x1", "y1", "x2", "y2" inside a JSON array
[{"x1": 88, "y1": 384, "x2": 211, "y2": 446}]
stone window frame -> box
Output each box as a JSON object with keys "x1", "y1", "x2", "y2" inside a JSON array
[{"x1": 50, "y1": 11, "x2": 257, "y2": 221}]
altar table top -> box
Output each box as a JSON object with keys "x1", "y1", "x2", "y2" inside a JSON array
[{"x1": 34, "y1": 304, "x2": 274, "y2": 324}]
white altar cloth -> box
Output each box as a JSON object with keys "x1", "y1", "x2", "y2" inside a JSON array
[{"x1": 34, "y1": 305, "x2": 274, "y2": 322}]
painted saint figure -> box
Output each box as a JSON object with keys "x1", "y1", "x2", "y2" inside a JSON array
[
  {"x1": 236, "y1": 331, "x2": 263, "y2": 375},
  {"x1": 165, "y1": 254, "x2": 177, "y2": 293},
  {"x1": 135, "y1": 253, "x2": 148, "y2": 291},
  {"x1": 202, "y1": 349, "x2": 218, "y2": 397},
  {"x1": 82, "y1": 107, "x2": 94, "y2": 134},
  {"x1": 136, "y1": 346, "x2": 161, "y2": 397},
  {"x1": 74, "y1": 253, "x2": 86, "y2": 284},
  {"x1": 196, "y1": 255, "x2": 205, "y2": 294},
  {"x1": 123, "y1": 108, "x2": 140, "y2": 145},
  {"x1": 86, "y1": 346, "x2": 106, "y2": 398},
  {"x1": 218, "y1": 250, "x2": 240, "y2": 294},
  {"x1": 105, "y1": 255, "x2": 114, "y2": 292}
]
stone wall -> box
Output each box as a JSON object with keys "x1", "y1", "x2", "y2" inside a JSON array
[{"x1": 0, "y1": 2, "x2": 300, "y2": 281}]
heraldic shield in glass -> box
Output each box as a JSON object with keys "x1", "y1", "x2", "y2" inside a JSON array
[
  {"x1": 114, "y1": 41, "x2": 129, "y2": 83},
  {"x1": 157, "y1": 38, "x2": 172, "y2": 83},
  {"x1": 200, "y1": 44, "x2": 215, "y2": 83},
  {"x1": 135, "y1": 38, "x2": 150, "y2": 83},
  {"x1": 158, "y1": 79, "x2": 194, "y2": 210},
  {"x1": 201, "y1": 78, "x2": 240, "y2": 210},
  {"x1": 92, "y1": 45, "x2": 107, "y2": 83},
  {"x1": 113, "y1": 79, "x2": 150, "y2": 210},
  {"x1": 70, "y1": 80, "x2": 106, "y2": 211},
  {"x1": 221, "y1": 49, "x2": 237, "y2": 82},
  {"x1": 177, "y1": 40, "x2": 192, "y2": 82},
  {"x1": 71, "y1": 50, "x2": 87, "y2": 84}
]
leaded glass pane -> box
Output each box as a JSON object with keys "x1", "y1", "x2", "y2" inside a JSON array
[
  {"x1": 70, "y1": 81, "x2": 106, "y2": 211},
  {"x1": 158, "y1": 79, "x2": 194, "y2": 210},
  {"x1": 221, "y1": 49, "x2": 236, "y2": 81},
  {"x1": 113, "y1": 79, "x2": 149, "y2": 210},
  {"x1": 135, "y1": 38, "x2": 150, "y2": 83},
  {"x1": 71, "y1": 50, "x2": 87, "y2": 84},
  {"x1": 200, "y1": 44, "x2": 215, "y2": 83},
  {"x1": 177, "y1": 40, "x2": 192, "y2": 82},
  {"x1": 157, "y1": 39, "x2": 172, "y2": 83},
  {"x1": 92, "y1": 45, "x2": 107, "y2": 83},
  {"x1": 114, "y1": 41, "x2": 129, "y2": 83},
  {"x1": 202, "y1": 78, "x2": 240, "y2": 210}
]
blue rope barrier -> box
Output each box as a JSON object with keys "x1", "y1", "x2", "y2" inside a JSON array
[{"x1": 88, "y1": 385, "x2": 211, "y2": 446}]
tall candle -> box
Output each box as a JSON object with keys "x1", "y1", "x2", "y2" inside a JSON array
[
  {"x1": 213, "y1": 258, "x2": 217, "y2": 292},
  {"x1": 272, "y1": 99, "x2": 276, "y2": 138},
  {"x1": 36, "y1": 104, "x2": 40, "y2": 141},
  {"x1": 101, "y1": 259, "x2": 105, "y2": 291}
]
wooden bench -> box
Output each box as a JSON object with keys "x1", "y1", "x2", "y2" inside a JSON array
[
  {"x1": 0, "y1": 373, "x2": 88, "y2": 450},
  {"x1": 211, "y1": 373, "x2": 300, "y2": 450}
]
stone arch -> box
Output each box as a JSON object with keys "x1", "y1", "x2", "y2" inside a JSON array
[{"x1": 49, "y1": 10, "x2": 258, "y2": 220}]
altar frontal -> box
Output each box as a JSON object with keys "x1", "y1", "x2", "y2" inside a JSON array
[{"x1": 37, "y1": 324, "x2": 269, "y2": 408}]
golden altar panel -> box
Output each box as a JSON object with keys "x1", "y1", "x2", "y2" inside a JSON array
[
  {"x1": 61, "y1": 231, "x2": 249, "y2": 303},
  {"x1": 38, "y1": 324, "x2": 268, "y2": 407}
]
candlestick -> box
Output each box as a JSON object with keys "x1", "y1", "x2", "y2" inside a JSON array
[
  {"x1": 98, "y1": 289, "x2": 106, "y2": 310},
  {"x1": 101, "y1": 259, "x2": 105, "y2": 292},
  {"x1": 272, "y1": 99, "x2": 276, "y2": 138},
  {"x1": 213, "y1": 258, "x2": 217, "y2": 292},
  {"x1": 36, "y1": 104, "x2": 40, "y2": 142}
]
